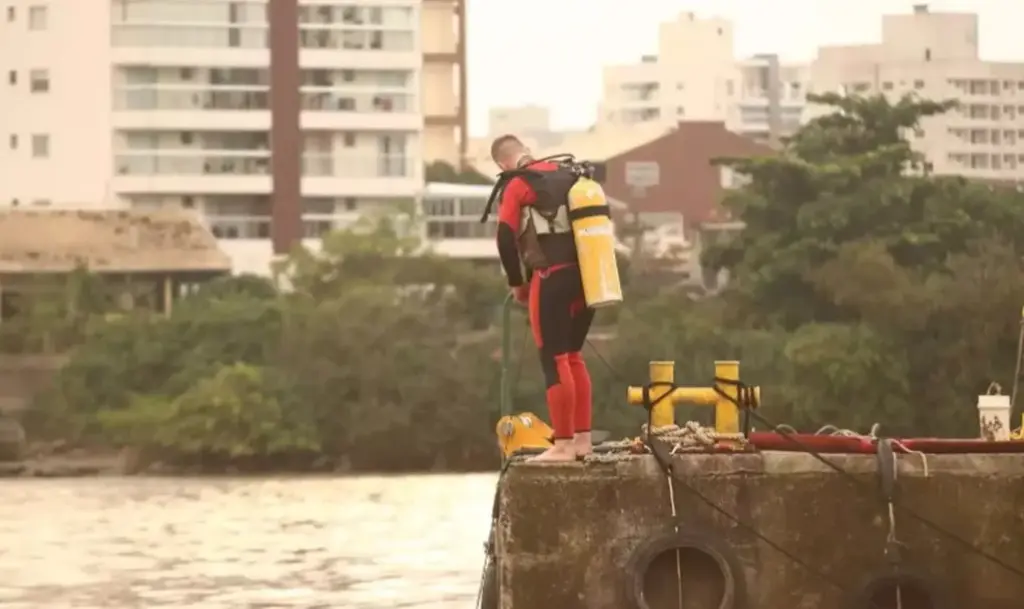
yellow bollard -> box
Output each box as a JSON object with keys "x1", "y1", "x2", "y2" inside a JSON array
[
  {"x1": 626, "y1": 360, "x2": 759, "y2": 434},
  {"x1": 714, "y1": 361, "x2": 740, "y2": 436},
  {"x1": 644, "y1": 361, "x2": 678, "y2": 428}
]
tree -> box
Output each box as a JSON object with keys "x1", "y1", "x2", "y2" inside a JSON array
[
  {"x1": 698, "y1": 92, "x2": 1024, "y2": 434},
  {"x1": 31, "y1": 219, "x2": 507, "y2": 471}
]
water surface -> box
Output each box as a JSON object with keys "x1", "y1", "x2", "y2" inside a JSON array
[{"x1": 0, "y1": 474, "x2": 497, "y2": 608}]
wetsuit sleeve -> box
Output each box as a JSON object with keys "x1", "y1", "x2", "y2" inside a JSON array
[{"x1": 496, "y1": 178, "x2": 526, "y2": 287}]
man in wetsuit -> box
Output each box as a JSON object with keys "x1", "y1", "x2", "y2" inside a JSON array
[{"x1": 491, "y1": 134, "x2": 595, "y2": 462}]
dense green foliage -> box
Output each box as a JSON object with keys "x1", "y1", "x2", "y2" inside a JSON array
[{"x1": 15, "y1": 93, "x2": 1024, "y2": 471}]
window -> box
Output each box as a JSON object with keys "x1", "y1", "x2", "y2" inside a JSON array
[
  {"x1": 342, "y1": 133, "x2": 355, "y2": 147},
  {"x1": 882, "y1": 81, "x2": 893, "y2": 91},
  {"x1": 914, "y1": 80, "x2": 925, "y2": 89},
  {"x1": 341, "y1": 69, "x2": 354, "y2": 82},
  {"x1": 7, "y1": 70, "x2": 15, "y2": 85},
  {"x1": 8, "y1": 134, "x2": 16, "y2": 150},
  {"x1": 924, "y1": 48, "x2": 931, "y2": 61},
  {"x1": 6, "y1": 6, "x2": 13, "y2": 21},
  {"x1": 31, "y1": 134, "x2": 49, "y2": 158},
  {"x1": 27, "y1": 5, "x2": 46, "y2": 30},
  {"x1": 29, "y1": 69, "x2": 48, "y2": 93}
]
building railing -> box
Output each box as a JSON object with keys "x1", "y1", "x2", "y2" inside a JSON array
[
  {"x1": 115, "y1": 151, "x2": 271, "y2": 176},
  {"x1": 301, "y1": 89, "x2": 414, "y2": 113},
  {"x1": 425, "y1": 219, "x2": 497, "y2": 240},
  {"x1": 111, "y1": 23, "x2": 268, "y2": 48},
  {"x1": 301, "y1": 154, "x2": 414, "y2": 178},
  {"x1": 298, "y1": 28, "x2": 414, "y2": 51},
  {"x1": 111, "y1": 2, "x2": 415, "y2": 28},
  {"x1": 114, "y1": 86, "x2": 269, "y2": 111},
  {"x1": 421, "y1": 196, "x2": 489, "y2": 219},
  {"x1": 113, "y1": 151, "x2": 414, "y2": 179},
  {"x1": 113, "y1": 85, "x2": 415, "y2": 114},
  {"x1": 111, "y1": 23, "x2": 415, "y2": 51}
]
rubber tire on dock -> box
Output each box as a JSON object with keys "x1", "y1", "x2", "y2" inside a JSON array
[
  {"x1": 624, "y1": 529, "x2": 746, "y2": 609},
  {"x1": 843, "y1": 569, "x2": 950, "y2": 609}
]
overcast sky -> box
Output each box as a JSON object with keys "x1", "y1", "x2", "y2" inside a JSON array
[{"x1": 463, "y1": 0, "x2": 1024, "y2": 136}]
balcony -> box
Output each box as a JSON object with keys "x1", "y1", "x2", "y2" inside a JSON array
[
  {"x1": 110, "y1": 151, "x2": 420, "y2": 198},
  {"x1": 111, "y1": 150, "x2": 271, "y2": 194},
  {"x1": 110, "y1": 23, "x2": 269, "y2": 66},
  {"x1": 113, "y1": 85, "x2": 270, "y2": 130},
  {"x1": 300, "y1": 89, "x2": 420, "y2": 130},
  {"x1": 302, "y1": 153, "x2": 420, "y2": 197},
  {"x1": 112, "y1": 85, "x2": 421, "y2": 131},
  {"x1": 299, "y1": 27, "x2": 419, "y2": 69}
]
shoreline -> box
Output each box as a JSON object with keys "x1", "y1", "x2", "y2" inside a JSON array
[{"x1": 0, "y1": 443, "x2": 500, "y2": 479}]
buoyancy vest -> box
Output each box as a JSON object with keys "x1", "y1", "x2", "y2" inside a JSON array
[{"x1": 482, "y1": 155, "x2": 584, "y2": 271}]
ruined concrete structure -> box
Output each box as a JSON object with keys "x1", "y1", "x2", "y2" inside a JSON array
[
  {"x1": 496, "y1": 452, "x2": 1024, "y2": 609},
  {"x1": 0, "y1": 209, "x2": 230, "y2": 274}
]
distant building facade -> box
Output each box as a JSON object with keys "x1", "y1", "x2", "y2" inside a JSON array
[
  {"x1": 0, "y1": 0, "x2": 466, "y2": 272},
  {"x1": 598, "y1": 12, "x2": 808, "y2": 146},
  {"x1": 808, "y1": 5, "x2": 1024, "y2": 182}
]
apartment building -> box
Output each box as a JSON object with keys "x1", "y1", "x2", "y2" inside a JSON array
[
  {"x1": 598, "y1": 12, "x2": 809, "y2": 145},
  {"x1": 421, "y1": 0, "x2": 467, "y2": 167},
  {"x1": 421, "y1": 182, "x2": 495, "y2": 260},
  {"x1": 809, "y1": 5, "x2": 1024, "y2": 182},
  {"x1": 0, "y1": 0, "x2": 465, "y2": 275}
]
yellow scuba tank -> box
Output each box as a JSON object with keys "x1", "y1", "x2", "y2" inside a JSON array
[{"x1": 567, "y1": 178, "x2": 623, "y2": 308}]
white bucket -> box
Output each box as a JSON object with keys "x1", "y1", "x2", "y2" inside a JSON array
[{"x1": 977, "y1": 394, "x2": 1011, "y2": 441}]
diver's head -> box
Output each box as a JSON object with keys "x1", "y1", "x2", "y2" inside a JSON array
[{"x1": 490, "y1": 134, "x2": 531, "y2": 172}]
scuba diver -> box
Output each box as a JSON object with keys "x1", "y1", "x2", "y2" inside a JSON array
[{"x1": 484, "y1": 134, "x2": 622, "y2": 462}]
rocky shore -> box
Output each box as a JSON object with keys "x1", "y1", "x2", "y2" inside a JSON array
[{"x1": 0, "y1": 441, "x2": 128, "y2": 478}]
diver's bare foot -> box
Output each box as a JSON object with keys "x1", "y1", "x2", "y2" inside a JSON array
[
  {"x1": 529, "y1": 441, "x2": 577, "y2": 463},
  {"x1": 573, "y1": 432, "x2": 593, "y2": 457}
]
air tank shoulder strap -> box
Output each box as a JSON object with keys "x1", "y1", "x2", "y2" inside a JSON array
[{"x1": 480, "y1": 167, "x2": 544, "y2": 223}]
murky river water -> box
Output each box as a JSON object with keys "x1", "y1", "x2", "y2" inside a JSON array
[{"x1": 0, "y1": 474, "x2": 498, "y2": 608}]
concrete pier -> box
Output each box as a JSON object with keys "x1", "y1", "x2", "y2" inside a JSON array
[{"x1": 496, "y1": 451, "x2": 1024, "y2": 609}]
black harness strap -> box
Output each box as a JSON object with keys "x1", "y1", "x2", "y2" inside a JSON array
[
  {"x1": 479, "y1": 154, "x2": 581, "y2": 223},
  {"x1": 568, "y1": 205, "x2": 611, "y2": 221}
]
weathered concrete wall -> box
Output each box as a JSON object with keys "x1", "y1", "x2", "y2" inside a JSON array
[{"x1": 497, "y1": 452, "x2": 1024, "y2": 609}]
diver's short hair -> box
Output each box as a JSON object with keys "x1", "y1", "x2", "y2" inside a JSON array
[{"x1": 490, "y1": 134, "x2": 522, "y2": 161}]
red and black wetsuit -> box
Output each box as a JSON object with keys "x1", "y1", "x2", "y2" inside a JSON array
[{"x1": 495, "y1": 160, "x2": 594, "y2": 441}]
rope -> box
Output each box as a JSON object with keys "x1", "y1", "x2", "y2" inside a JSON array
[
  {"x1": 812, "y1": 423, "x2": 930, "y2": 478},
  {"x1": 581, "y1": 339, "x2": 1024, "y2": 585},
  {"x1": 663, "y1": 468, "x2": 684, "y2": 609},
  {"x1": 645, "y1": 420, "x2": 748, "y2": 454}
]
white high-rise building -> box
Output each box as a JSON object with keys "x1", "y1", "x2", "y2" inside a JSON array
[
  {"x1": 809, "y1": 5, "x2": 1024, "y2": 182},
  {"x1": 598, "y1": 12, "x2": 809, "y2": 145},
  {"x1": 0, "y1": 0, "x2": 464, "y2": 274}
]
